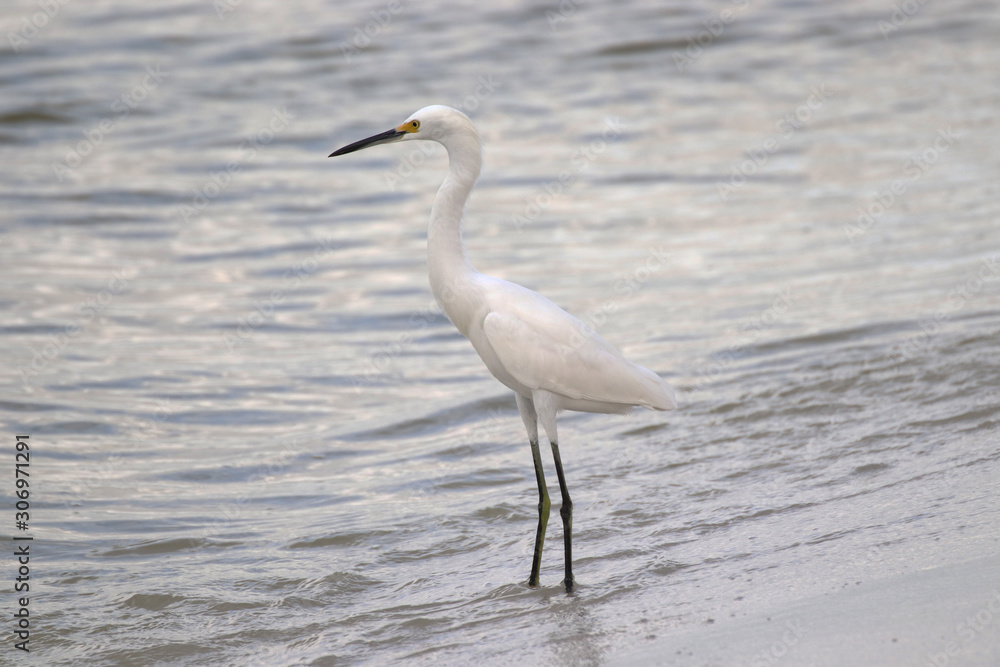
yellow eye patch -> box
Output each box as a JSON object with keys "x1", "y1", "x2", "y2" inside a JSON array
[{"x1": 397, "y1": 120, "x2": 420, "y2": 133}]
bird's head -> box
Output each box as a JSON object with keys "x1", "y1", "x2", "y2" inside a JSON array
[{"x1": 328, "y1": 105, "x2": 478, "y2": 157}]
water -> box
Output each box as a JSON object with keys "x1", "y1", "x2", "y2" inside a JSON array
[{"x1": 2, "y1": 0, "x2": 999, "y2": 664}]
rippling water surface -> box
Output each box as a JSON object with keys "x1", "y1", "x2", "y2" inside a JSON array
[{"x1": 2, "y1": 0, "x2": 1000, "y2": 664}]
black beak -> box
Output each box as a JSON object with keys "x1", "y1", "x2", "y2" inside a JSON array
[{"x1": 328, "y1": 128, "x2": 406, "y2": 157}]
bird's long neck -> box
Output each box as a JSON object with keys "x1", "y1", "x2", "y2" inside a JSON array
[{"x1": 428, "y1": 135, "x2": 482, "y2": 336}]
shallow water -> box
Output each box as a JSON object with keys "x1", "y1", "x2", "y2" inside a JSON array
[{"x1": 2, "y1": 0, "x2": 1000, "y2": 664}]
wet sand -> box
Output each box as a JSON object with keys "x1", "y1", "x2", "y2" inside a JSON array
[{"x1": 615, "y1": 555, "x2": 1000, "y2": 666}]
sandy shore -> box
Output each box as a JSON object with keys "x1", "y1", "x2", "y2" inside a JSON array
[{"x1": 613, "y1": 555, "x2": 1000, "y2": 666}]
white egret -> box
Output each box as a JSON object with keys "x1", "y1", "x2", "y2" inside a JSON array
[{"x1": 330, "y1": 106, "x2": 676, "y2": 593}]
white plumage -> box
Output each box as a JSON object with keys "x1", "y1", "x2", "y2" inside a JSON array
[{"x1": 330, "y1": 105, "x2": 676, "y2": 592}]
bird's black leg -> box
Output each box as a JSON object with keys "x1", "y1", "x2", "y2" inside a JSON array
[
  {"x1": 550, "y1": 441, "x2": 574, "y2": 592},
  {"x1": 528, "y1": 438, "x2": 550, "y2": 588}
]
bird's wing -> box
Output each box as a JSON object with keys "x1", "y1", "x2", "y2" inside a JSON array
[{"x1": 482, "y1": 299, "x2": 675, "y2": 410}]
